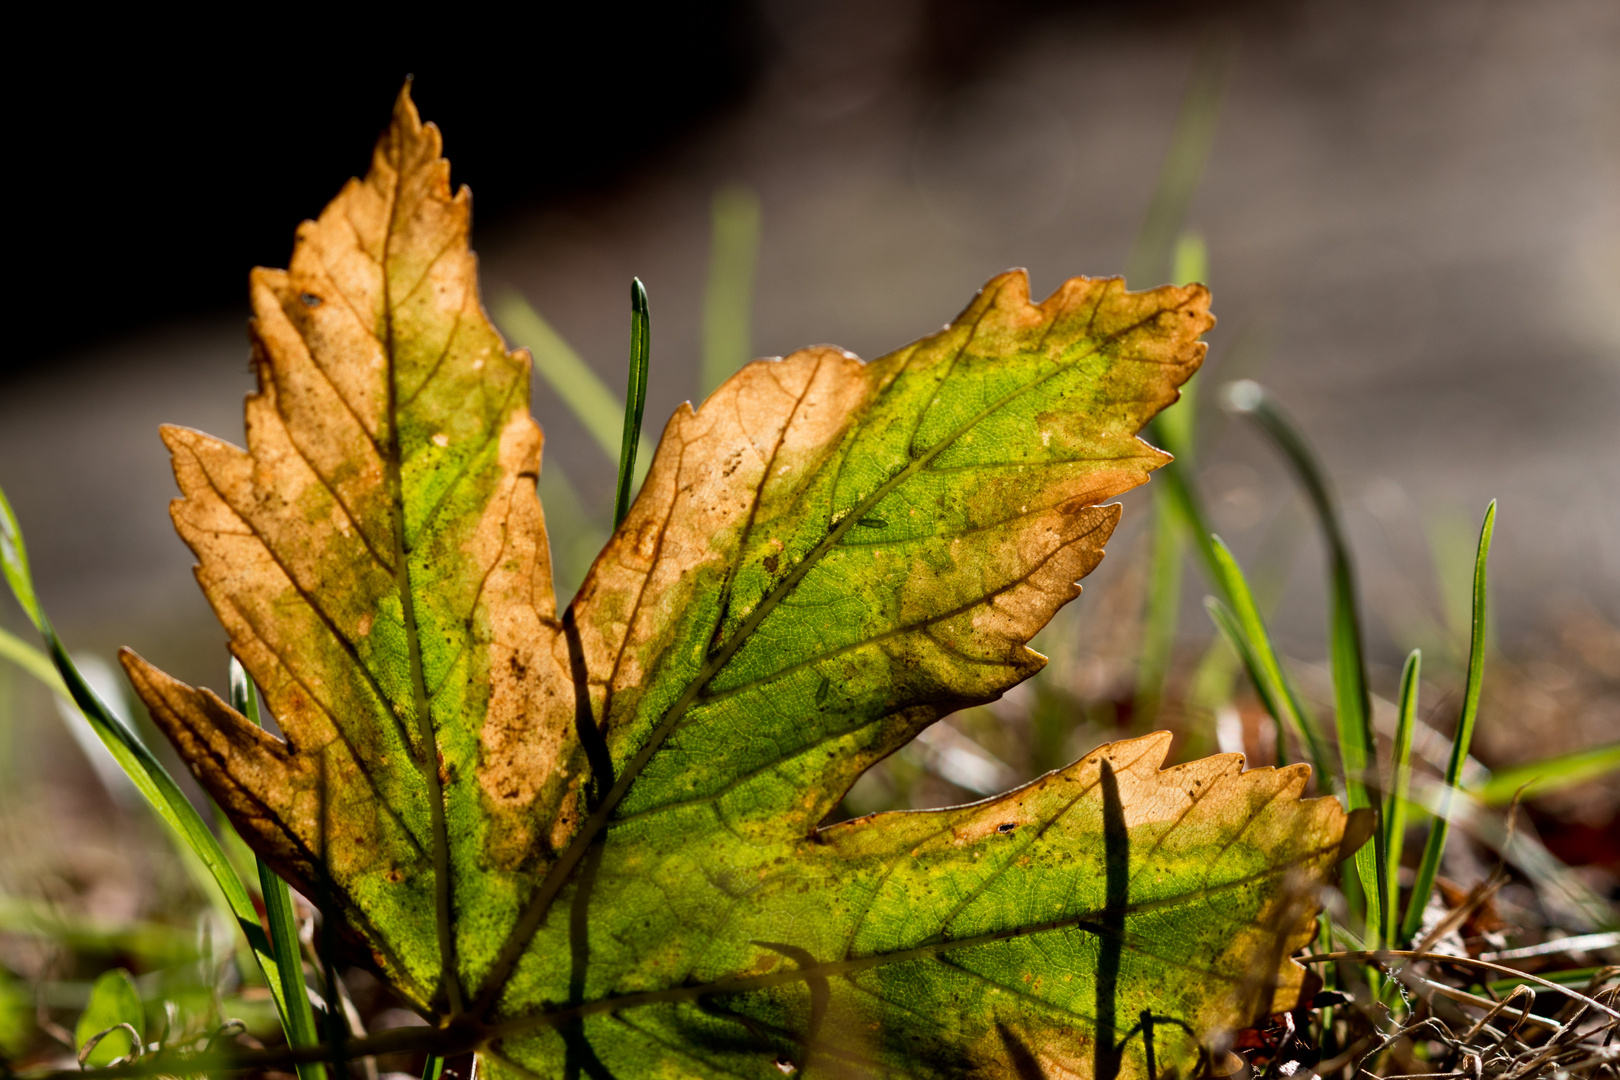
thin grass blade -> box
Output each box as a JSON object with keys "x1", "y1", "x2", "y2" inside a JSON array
[
  {"x1": 1134, "y1": 232, "x2": 1210, "y2": 727},
  {"x1": 0, "y1": 624, "x2": 67, "y2": 696},
  {"x1": 1205, "y1": 598, "x2": 1285, "y2": 764},
  {"x1": 493, "y1": 294, "x2": 626, "y2": 461},
  {"x1": 1127, "y1": 63, "x2": 1230, "y2": 712},
  {"x1": 1223, "y1": 379, "x2": 1383, "y2": 936},
  {"x1": 1409, "y1": 772, "x2": 1613, "y2": 932},
  {"x1": 1153, "y1": 231, "x2": 1208, "y2": 455},
  {"x1": 1208, "y1": 536, "x2": 1333, "y2": 779},
  {"x1": 231, "y1": 658, "x2": 328, "y2": 1080},
  {"x1": 1135, "y1": 489, "x2": 1187, "y2": 729},
  {"x1": 1186, "y1": 509, "x2": 1301, "y2": 724},
  {"x1": 1128, "y1": 34, "x2": 1229, "y2": 712},
  {"x1": 1124, "y1": 36, "x2": 1234, "y2": 288},
  {"x1": 1401, "y1": 501, "x2": 1496, "y2": 943},
  {"x1": 1150, "y1": 450, "x2": 1221, "y2": 585},
  {"x1": 615, "y1": 279, "x2": 651, "y2": 529},
  {"x1": 1470, "y1": 740, "x2": 1620, "y2": 807},
  {"x1": 701, "y1": 185, "x2": 761, "y2": 395},
  {"x1": 0, "y1": 484, "x2": 292, "y2": 1025},
  {"x1": 1383, "y1": 649, "x2": 1420, "y2": 950}
]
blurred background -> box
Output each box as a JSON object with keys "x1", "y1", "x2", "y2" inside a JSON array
[{"x1": 1, "y1": 0, "x2": 1616, "y2": 1069}]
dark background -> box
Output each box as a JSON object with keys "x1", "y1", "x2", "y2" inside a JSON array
[
  {"x1": 8, "y1": 0, "x2": 1115, "y2": 372},
  {"x1": 8, "y1": 3, "x2": 764, "y2": 370}
]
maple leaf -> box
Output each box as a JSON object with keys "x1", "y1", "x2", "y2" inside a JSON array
[{"x1": 121, "y1": 87, "x2": 1367, "y2": 1079}]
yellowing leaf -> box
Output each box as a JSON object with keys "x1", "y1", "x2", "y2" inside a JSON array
[
  {"x1": 119, "y1": 86, "x2": 1367, "y2": 1078},
  {"x1": 122, "y1": 87, "x2": 584, "y2": 1009}
]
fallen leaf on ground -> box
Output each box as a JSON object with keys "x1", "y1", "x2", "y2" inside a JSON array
[{"x1": 123, "y1": 86, "x2": 1366, "y2": 1079}]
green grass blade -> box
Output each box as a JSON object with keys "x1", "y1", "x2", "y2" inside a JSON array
[
  {"x1": 1134, "y1": 231, "x2": 1209, "y2": 728},
  {"x1": 214, "y1": 801, "x2": 262, "y2": 899},
  {"x1": 1132, "y1": 454, "x2": 1219, "y2": 731},
  {"x1": 0, "y1": 484, "x2": 292, "y2": 1025},
  {"x1": 1383, "y1": 649, "x2": 1420, "y2": 950},
  {"x1": 1470, "y1": 741, "x2": 1620, "y2": 806},
  {"x1": 1124, "y1": 36, "x2": 1235, "y2": 287},
  {"x1": 1409, "y1": 771, "x2": 1612, "y2": 932},
  {"x1": 1128, "y1": 35, "x2": 1229, "y2": 711},
  {"x1": 494, "y1": 294, "x2": 626, "y2": 460},
  {"x1": 1153, "y1": 231, "x2": 1208, "y2": 455},
  {"x1": 615, "y1": 279, "x2": 651, "y2": 529},
  {"x1": 1224, "y1": 379, "x2": 1383, "y2": 934},
  {"x1": 1185, "y1": 632, "x2": 1241, "y2": 722},
  {"x1": 1172, "y1": 232, "x2": 1209, "y2": 292},
  {"x1": 422, "y1": 1055, "x2": 446, "y2": 1080},
  {"x1": 1148, "y1": 444, "x2": 1221, "y2": 586},
  {"x1": 1135, "y1": 488, "x2": 1186, "y2": 728},
  {"x1": 1207, "y1": 536, "x2": 1333, "y2": 780},
  {"x1": 1486, "y1": 967, "x2": 1605, "y2": 996},
  {"x1": 231, "y1": 659, "x2": 327, "y2": 1080},
  {"x1": 0, "y1": 489, "x2": 41, "y2": 619},
  {"x1": 1426, "y1": 508, "x2": 1488, "y2": 660},
  {"x1": 1186, "y1": 509, "x2": 1301, "y2": 720},
  {"x1": 701, "y1": 185, "x2": 761, "y2": 395},
  {"x1": 1402, "y1": 501, "x2": 1496, "y2": 943},
  {"x1": 0, "y1": 624, "x2": 67, "y2": 696},
  {"x1": 1205, "y1": 598, "x2": 1285, "y2": 764}
]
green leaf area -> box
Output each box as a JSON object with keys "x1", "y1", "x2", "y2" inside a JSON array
[
  {"x1": 75, "y1": 969, "x2": 143, "y2": 1068},
  {"x1": 491, "y1": 734, "x2": 1355, "y2": 1079},
  {"x1": 120, "y1": 88, "x2": 1360, "y2": 1079}
]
